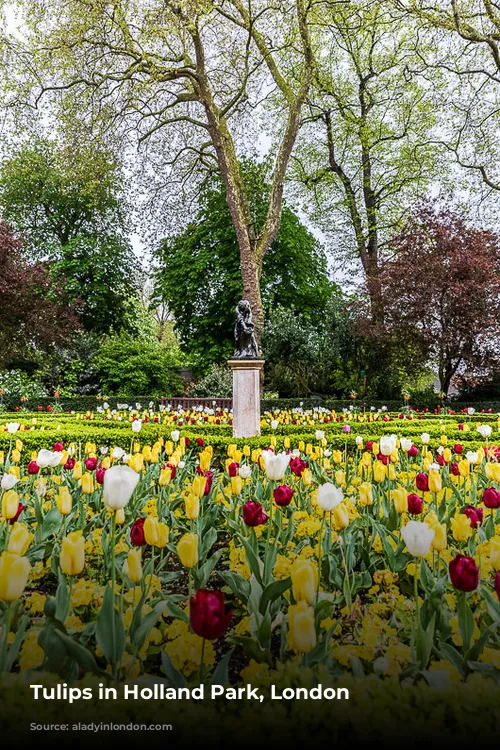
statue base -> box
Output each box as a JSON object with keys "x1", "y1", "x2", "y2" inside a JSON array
[{"x1": 228, "y1": 358, "x2": 265, "y2": 438}]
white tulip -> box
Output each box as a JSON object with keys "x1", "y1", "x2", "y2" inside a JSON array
[
  {"x1": 36, "y1": 449, "x2": 58, "y2": 468},
  {"x1": 112, "y1": 447, "x2": 125, "y2": 460},
  {"x1": 35, "y1": 479, "x2": 47, "y2": 497},
  {"x1": 48, "y1": 452, "x2": 63, "y2": 467},
  {"x1": 437, "y1": 446, "x2": 445, "y2": 455},
  {"x1": 429, "y1": 463, "x2": 440, "y2": 472},
  {"x1": 171, "y1": 430, "x2": 180, "y2": 442},
  {"x1": 466, "y1": 451, "x2": 479, "y2": 464},
  {"x1": 355, "y1": 435, "x2": 363, "y2": 446},
  {"x1": 1, "y1": 474, "x2": 18, "y2": 490},
  {"x1": 100, "y1": 446, "x2": 109, "y2": 455},
  {"x1": 315, "y1": 430, "x2": 325, "y2": 440},
  {"x1": 103, "y1": 465, "x2": 140, "y2": 510},
  {"x1": 324, "y1": 449, "x2": 332, "y2": 457},
  {"x1": 103, "y1": 402, "x2": 109, "y2": 409},
  {"x1": 401, "y1": 521, "x2": 435, "y2": 557},
  {"x1": 421, "y1": 433, "x2": 430, "y2": 444},
  {"x1": 131, "y1": 419, "x2": 142, "y2": 433},
  {"x1": 238, "y1": 465, "x2": 252, "y2": 479},
  {"x1": 178, "y1": 461, "x2": 185, "y2": 469},
  {"x1": 317, "y1": 483, "x2": 344, "y2": 511},
  {"x1": 271, "y1": 420, "x2": 279, "y2": 430},
  {"x1": 400, "y1": 438, "x2": 412, "y2": 452},
  {"x1": 261, "y1": 450, "x2": 290, "y2": 480},
  {"x1": 467, "y1": 407, "x2": 475, "y2": 416},
  {"x1": 6, "y1": 422, "x2": 20, "y2": 434},
  {"x1": 380, "y1": 435, "x2": 397, "y2": 456},
  {"x1": 477, "y1": 425, "x2": 492, "y2": 438},
  {"x1": 122, "y1": 453, "x2": 131, "y2": 463}
]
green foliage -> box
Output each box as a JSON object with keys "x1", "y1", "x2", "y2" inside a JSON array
[
  {"x1": 154, "y1": 160, "x2": 335, "y2": 371},
  {"x1": 92, "y1": 333, "x2": 184, "y2": 397},
  {"x1": 190, "y1": 364, "x2": 233, "y2": 398},
  {"x1": 262, "y1": 296, "x2": 358, "y2": 397}
]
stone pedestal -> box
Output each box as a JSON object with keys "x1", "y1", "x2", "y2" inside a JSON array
[{"x1": 228, "y1": 359, "x2": 265, "y2": 438}]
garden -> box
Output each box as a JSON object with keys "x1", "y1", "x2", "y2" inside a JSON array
[{"x1": 1, "y1": 405, "x2": 500, "y2": 737}]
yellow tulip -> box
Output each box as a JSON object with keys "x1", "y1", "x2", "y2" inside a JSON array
[
  {"x1": 373, "y1": 461, "x2": 387, "y2": 483},
  {"x1": 243, "y1": 445, "x2": 251, "y2": 457},
  {"x1": 57, "y1": 487, "x2": 72, "y2": 515},
  {"x1": 490, "y1": 537, "x2": 500, "y2": 571},
  {"x1": 127, "y1": 548, "x2": 143, "y2": 583},
  {"x1": 185, "y1": 493, "x2": 200, "y2": 520},
  {"x1": 429, "y1": 470, "x2": 442, "y2": 494},
  {"x1": 2, "y1": 490, "x2": 19, "y2": 520},
  {"x1": 0, "y1": 552, "x2": 31, "y2": 601},
  {"x1": 485, "y1": 462, "x2": 500, "y2": 482},
  {"x1": 81, "y1": 473, "x2": 94, "y2": 495},
  {"x1": 15, "y1": 440, "x2": 23, "y2": 451},
  {"x1": 177, "y1": 532, "x2": 198, "y2": 568},
  {"x1": 302, "y1": 469, "x2": 313, "y2": 486},
  {"x1": 298, "y1": 441, "x2": 305, "y2": 453},
  {"x1": 159, "y1": 467, "x2": 172, "y2": 486},
  {"x1": 288, "y1": 600, "x2": 316, "y2": 654},
  {"x1": 116, "y1": 507, "x2": 125, "y2": 525},
  {"x1": 133, "y1": 442, "x2": 140, "y2": 454},
  {"x1": 284, "y1": 438, "x2": 291, "y2": 450},
  {"x1": 458, "y1": 460, "x2": 470, "y2": 478},
  {"x1": 8, "y1": 466, "x2": 19, "y2": 479},
  {"x1": 332, "y1": 503, "x2": 350, "y2": 529},
  {"x1": 291, "y1": 559, "x2": 318, "y2": 604},
  {"x1": 431, "y1": 523, "x2": 447, "y2": 552},
  {"x1": 390, "y1": 488, "x2": 408, "y2": 514},
  {"x1": 73, "y1": 461, "x2": 83, "y2": 480},
  {"x1": 142, "y1": 445, "x2": 152, "y2": 462},
  {"x1": 199, "y1": 450, "x2": 211, "y2": 472},
  {"x1": 192, "y1": 474, "x2": 206, "y2": 498},
  {"x1": 443, "y1": 448, "x2": 452, "y2": 463},
  {"x1": 358, "y1": 482, "x2": 373, "y2": 506},
  {"x1": 451, "y1": 514, "x2": 473, "y2": 542},
  {"x1": 233, "y1": 450, "x2": 242, "y2": 464},
  {"x1": 231, "y1": 476, "x2": 243, "y2": 496},
  {"x1": 60, "y1": 531, "x2": 85, "y2": 576},
  {"x1": 332, "y1": 450, "x2": 342, "y2": 464},
  {"x1": 7, "y1": 523, "x2": 32, "y2": 556},
  {"x1": 11, "y1": 449, "x2": 21, "y2": 463},
  {"x1": 128, "y1": 454, "x2": 144, "y2": 473}
]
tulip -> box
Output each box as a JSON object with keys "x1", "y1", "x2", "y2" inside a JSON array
[
  {"x1": 261, "y1": 450, "x2": 290, "y2": 480},
  {"x1": 131, "y1": 419, "x2": 142, "y2": 433},
  {"x1": 428, "y1": 469, "x2": 442, "y2": 494},
  {"x1": 390, "y1": 488, "x2": 408, "y2": 513},
  {"x1": 7, "y1": 523, "x2": 32, "y2": 556},
  {"x1": 449, "y1": 554, "x2": 479, "y2": 592},
  {"x1": 192, "y1": 474, "x2": 206, "y2": 498},
  {"x1": 177, "y1": 532, "x2": 198, "y2": 568},
  {"x1": 242, "y1": 501, "x2": 268, "y2": 527},
  {"x1": 239, "y1": 465, "x2": 252, "y2": 479},
  {"x1": 60, "y1": 531, "x2": 85, "y2": 576},
  {"x1": 400, "y1": 438, "x2": 413, "y2": 452},
  {"x1": 274, "y1": 485, "x2": 294, "y2": 507},
  {"x1": 290, "y1": 456, "x2": 308, "y2": 476},
  {"x1": 421, "y1": 433, "x2": 430, "y2": 444},
  {"x1": 130, "y1": 518, "x2": 146, "y2": 546},
  {"x1": 458, "y1": 459, "x2": 470, "y2": 478},
  {"x1": 490, "y1": 538, "x2": 500, "y2": 571},
  {"x1": 495, "y1": 571, "x2": 500, "y2": 600},
  {"x1": 408, "y1": 445, "x2": 419, "y2": 458},
  {"x1": 36, "y1": 449, "x2": 60, "y2": 468},
  {"x1": 227, "y1": 462, "x2": 239, "y2": 477},
  {"x1": 159, "y1": 467, "x2": 172, "y2": 486},
  {"x1": 317, "y1": 483, "x2": 343, "y2": 511},
  {"x1": 407, "y1": 494, "x2": 423, "y2": 515},
  {"x1": 81, "y1": 473, "x2": 94, "y2": 495},
  {"x1": 185, "y1": 493, "x2": 200, "y2": 520},
  {"x1": 380, "y1": 435, "x2": 397, "y2": 456},
  {"x1": 1, "y1": 474, "x2": 18, "y2": 491},
  {"x1": 231, "y1": 476, "x2": 243, "y2": 496},
  {"x1": 415, "y1": 473, "x2": 429, "y2": 492},
  {"x1": 477, "y1": 425, "x2": 492, "y2": 438},
  {"x1": 431, "y1": 523, "x2": 447, "y2": 552},
  {"x1": 451, "y1": 514, "x2": 473, "y2": 542},
  {"x1": 372, "y1": 460, "x2": 387, "y2": 483},
  {"x1": 6, "y1": 423, "x2": 20, "y2": 434},
  {"x1": 7, "y1": 502, "x2": 26, "y2": 525},
  {"x1": 332, "y1": 503, "x2": 349, "y2": 529},
  {"x1": 170, "y1": 430, "x2": 180, "y2": 442},
  {"x1": 126, "y1": 548, "x2": 143, "y2": 583},
  {"x1": 358, "y1": 482, "x2": 373, "y2": 506},
  {"x1": 0, "y1": 552, "x2": 31, "y2": 601},
  {"x1": 483, "y1": 488, "x2": 500, "y2": 509},
  {"x1": 401, "y1": 521, "x2": 435, "y2": 557},
  {"x1": 291, "y1": 559, "x2": 318, "y2": 604},
  {"x1": 463, "y1": 507, "x2": 483, "y2": 529},
  {"x1": 288, "y1": 600, "x2": 316, "y2": 654},
  {"x1": 190, "y1": 589, "x2": 232, "y2": 640},
  {"x1": 103, "y1": 465, "x2": 140, "y2": 510},
  {"x1": 85, "y1": 456, "x2": 98, "y2": 471},
  {"x1": 2, "y1": 490, "x2": 20, "y2": 520}
]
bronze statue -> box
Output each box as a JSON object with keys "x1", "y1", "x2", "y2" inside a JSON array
[{"x1": 233, "y1": 300, "x2": 260, "y2": 358}]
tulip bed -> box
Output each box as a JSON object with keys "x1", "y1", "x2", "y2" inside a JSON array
[{"x1": 1, "y1": 408, "x2": 500, "y2": 736}]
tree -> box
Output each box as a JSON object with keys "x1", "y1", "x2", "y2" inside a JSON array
[
  {"x1": 380, "y1": 202, "x2": 500, "y2": 394},
  {"x1": 292, "y1": 1, "x2": 440, "y2": 322},
  {"x1": 0, "y1": 136, "x2": 138, "y2": 334},
  {"x1": 153, "y1": 160, "x2": 335, "y2": 370},
  {"x1": 0, "y1": 221, "x2": 80, "y2": 369},
  {"x1": 8, "y1": 0, "x2": 316, "y2": 339}
]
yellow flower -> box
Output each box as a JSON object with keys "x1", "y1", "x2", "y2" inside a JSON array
[
  {"x1": 73, "y1": 461, "x2": 83, "y2": 480},
  {"x1": 7, "y1": 523, "x2": 32, "y2": 556},
  {"x1": 288, "y1": 600, "x2": 316, "y2": 654},
  {"x1": 373, "y1": 461, "x2": 387, "y2": 483},
  {"x1": 291, "y1": 558, "x2": 318, "y2": 604},
  {"x1": 490, "y1": 537, "x2": 500, "y2": 571},
  {"x1": 458, "y1": 460, "x2": 470, "y2": 478},
  {"x1": 11, "y1": 449, "x2": 21, "y2": 463},
  {"x1": 144, "y1": 517, "x2": 169, "y2": 548},
  {"x1": 333, "y1": 503, "x2": 350, "y2": 529},
  {"x1": 451, "y1": 514, "x2": 473, "y2": 542},
  {"x1": 159, "y1": 468, "x2": 172, "y2": 486},
  {"x1": 358, "y1": 482, "x2": 373, "y2": 506},
  {"x1": 127, "y1": 549, "x2": 143, "y2": 583},
  {"x1": 390, "y1": 488, "x2": 408, "y2": 514},
  {"x1": 0, "y1": 551, "x2": 31, "y2": 601},
  {"x1": 431, "y1": 523, "x2": 447, "y2": 552},
  {"x1": 429, "y1": 469, "x2": 442, "y2": 494},
  {"x1": 2, "y1": 490, "x2": 19, "y2": 519},
  {"x1": 177, "y1": 532, "x2": 198, "y2": 568},
  {"x1": 192, "y1": 475, "x2": 206, "y2": 498},
  {"x1": 128, "y1": 454, "x2": 144, "y2": 473},
  {"x1": 60, "y1": 531, "x2": 85, "y2": 576},
  {"x1": 81, "y1": 473, "x2": 94, "y2": 494},
  {"x1": 485, "y1": 462, "x2": 500, "y2": 482},
  {"x1": 57, "y1": 486, "x2": 72, "y2": 515},
  {"x1": 231, "y1": 476, "x2": 243, "y2": 496},
  {"x1": 185, "y1": 493, "x2": 200, "y2": 520}
]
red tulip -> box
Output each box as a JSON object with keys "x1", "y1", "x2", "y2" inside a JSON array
[
  {"x1": 483, "y1": 488, "x2": 500, "y2": 509},
  {"x1": 196, "y1": 438, "x2": 204, "y2": 446},
  {"x1": 64, "y1": 457, "x2": 75, "y2": 471},
  {"x1": 274, "y1": 485, "x2": 294, "y2": 507},
  {"x1": 96, "y1": 467, "x2": 106, "y2": 484},
  {"x1": 53, "y1": 442, "x2": 64, "y2": 452},
  {"x1": 454, "y1": 444, "x2": 463, "y2": 454},
  {"x1": 228, "y1": 462, "x2": 239, "y2": 477},
  {"x1": 130, "y1": 518, "x2": 146, "y2": 546},
  {"x1": 190, "y1": 589, "x2": 232, "y2": 640},
  {"x1": 290, "y1": 457, "x2": 308, "y2": 477},
  {"x1": 365, "y1": 441, "x2": 374, "y2": 451},
  {"x1": 408, "y1": 445, "x2": 419, "y2": 458},
  {"x1": 204, "y1": 470, "x2": 213, "y2": 496},
  {"x1": 463, "y1": 507, "x2": 483, "y2": 529},
  {"x1": 495, "y1": 571, "x2": 500, "y2": 601},
  {"x1": 85, "y1": 456, "x2": 98, "y2": 471},
  {"x1": 449, "y1": 554, "x2": 479, "y2": 592},
  {"x1": 242, "y1": 501, "x2": 268, "y2": 527},
  {"x1": 8, "y1": 502, "x2": 26, "y2": 525},
  {"x1": 407, "y1": 494, "x2": 423, "y2": 515},
  {"x1": 450, "y1": 461, "x2": 460, "y2": 476},
  {"x1": 27, "y1": 461, "x2": 39, "y2": 475},
  {"x1": 416, "y1": 473, "x2": 429, "y2": 492}
]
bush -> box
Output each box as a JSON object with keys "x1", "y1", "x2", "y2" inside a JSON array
[
  {"x1": 190, "y1": 364, "x2": 233, "y2": 398},
  {"x1": 0, "y1": 370, "x2": 47, "y2": 407}
]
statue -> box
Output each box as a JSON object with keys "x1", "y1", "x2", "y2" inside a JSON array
[{"x1": 233, "y1": 300, "x2": 260, "y2": 358}]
